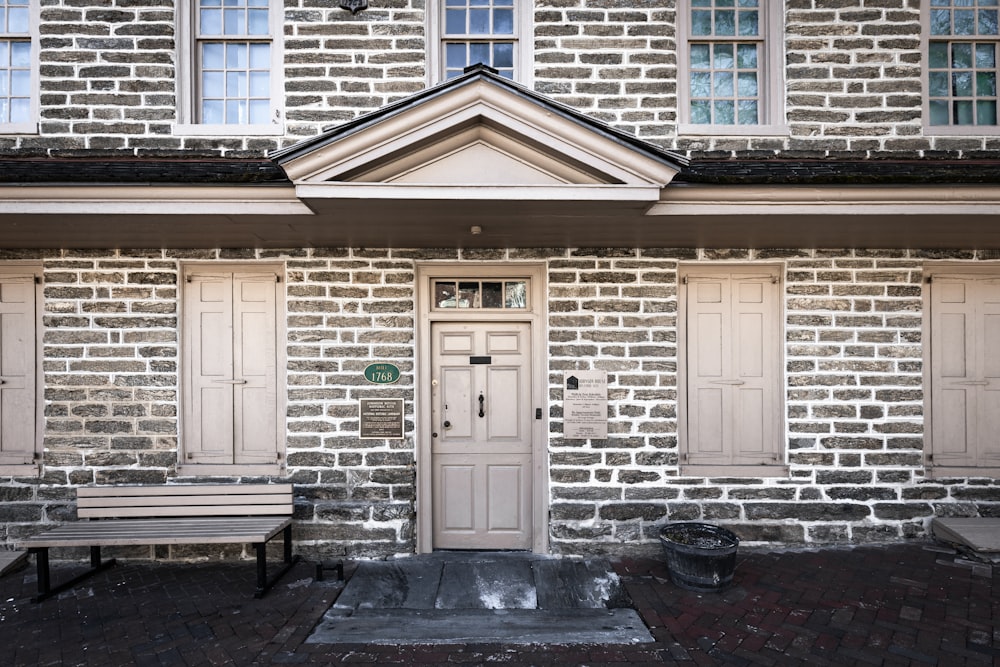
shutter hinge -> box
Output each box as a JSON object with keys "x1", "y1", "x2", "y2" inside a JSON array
[
  {"x1": 275, "y1": 274, "x2": 281, "y2": 283},
  {"x1": 771, "y1": 275, "x2": 779, "y2": 284},
  {"x1": 186, "y1": 275, "x2": 192, "y2": 283},
  {"x1": 680, "y1": 452, "x2": 688, "y2": 463},
  {"x1": 926, "y1": 276, "x2": 933, "y2": 284},
  {"x1": 681, "y1": 276, "x2": 689, "y2": 285},
  {"x1": 34, "y1": 275, "x2": 41, "y2": 284}
]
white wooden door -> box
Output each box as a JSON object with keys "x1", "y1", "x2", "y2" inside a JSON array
[
  {"x1": 183, "y1": 269, "x2": 279, "y2": 465},
  {"x1": 930, "y1": 275, "x2": 1000, "y2": 468},
  {"x1": 0, "y1": 272, "x2": 37, "y2": 465},
  {"x1": 683, "y1": 267, "x2": 782, "y2": 469},
  {"x1": 431, "y1": 322, "x2": 533, "y2": 549}
]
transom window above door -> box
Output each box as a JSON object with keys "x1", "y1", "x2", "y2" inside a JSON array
[{"x1": 433, "y1": 279, "x2": 528, "y2": 309}]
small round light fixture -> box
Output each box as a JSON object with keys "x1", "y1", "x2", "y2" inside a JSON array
[{"x1": 470, "y1": 225, "x2": 483, "y2": 235}]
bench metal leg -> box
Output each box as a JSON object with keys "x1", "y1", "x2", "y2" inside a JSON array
[
  {"x1": 30, "y1": 546, "x2": 117, "y2": 603},
  {"x1": 252, "y1": 525, "x2": 301, "y2": 599}
]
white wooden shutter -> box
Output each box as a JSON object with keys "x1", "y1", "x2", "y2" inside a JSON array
[
  {"x1": 0, "y1": 273, "x2": 37, "y2": 464},
  {"x1": 232, "y1": 272, "x2": 279, "y2": 464},
  {"x1": 684, "y1": 268, "x2": 781, "y2": 468},
  {"x1": 183, "y1": 269, "x2": 281, "y2": 465},
  {"x1": 930, "y1": 275, "x2": 1000, "y2": 467}
]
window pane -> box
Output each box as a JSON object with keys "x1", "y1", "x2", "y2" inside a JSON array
[
  {"x1": 0, "y1": 71, "x2": 7, "y2": 96},
  {"x1": 714, "y1": 70, "x2": 734, "y2": 96},
  {"x1": 690, "y1": 44, "x2": 711, "y2": 68},
  {"x1": 249, "y1": 99, "x2": 269, "y2": 124},
  {"x1": 482, "y1": 282, "x2": 503, "y2": 308},
  {"x1": 714, "y1": 44, "x2": 734, "y2": 69},
  {"x1": 494, "y1": 9, "x2": 514, "y2": 34},
  {"x1": 494, "y1": 41, "x2": 513, "y2": 68},
  {"x1": 954, "y1": 9, "x2": 976, "y2": 34},
  {"x1": 435, "y1": 282, "x2": 457, "y2": 308},
  {"x1": 10, "y1": 96, "x2": 27, "y2": 122},
  {"x1": 226, "y1": 43, "x2": 247, "y2": 68},
  {"x1": 446, "y1": 9, "x2": 465, "y2": 35},
  {"x1": 226, "y1": 71, "x2": 246, "y2": 97},
  {"x1": 470, "y1": 42, "x2": 490, "y2": 65},
  {"x1": 977, "y1": 99, "x2": 998, "y2": 123},
  {"x1": 10, "y1": 68, "x2": 28, "y2": 95},
  {"x1": 929, "y1": 70, "x2": 950, "y2": 96},
  {"x1": 202, "y1": 99, "x2": 224, "y2": 124},
  {"x1": 226, "y1": 99, "x2": 245, "y2": 123},
  {"x1": 224, "y1": 8, "x2": 245, "y2": 35},
  {"x1": 203, "y1": 70, "x2": 224, "y2": 95},
  {"x1": 954, "y1": 99, "x2": 974, "y2": 123},
  {"x1": 446, "y1": 43, "x2": 467, "y2": 68},
  {"x1": 505, "y1": 282, "x2": 527, "y2": 308},
  {"x1": 737, "y1": 71, "x2": 758, "y2": 96},
  {"x1": 981, "y1": 9, "x2": 998, "y2": 34},
  {"x1": 953, "y1": 70, "x2": 973, "y2": 96},
  {"x1": 931, "y1": 8, "x2": 951, "y2": 34},
  {"x1": 738, "y1": 10, "x2": 758, "y2": 36},
  {"x1": 458, "y1": 282, "x2": 479, "y2": 308},
  {"x1": 737, "y1": 99, "x2": 758, "y2": 124},
  {"x1": 690, "y1": 71, "x2": 711, "y2": 96},
  {"x1": 736, "y1": 43, "x2": 757, "y2": 68},
  {"x1": 929, "y1": 99, "x2": 950, "y2": 124},
  {"x1": 248, "y1": 8, "x2": 269, "y2": 35},
  {"x1": 8, "y1": 7, "x2": 29, "y2": 34},
  {"x1": 714, "y1": 99, "x2": 735, "y2": 124},
  {"x1": 249, "y1": 70, "x2": 269, "y2": 96},
  {"x1": 952, "y1": 42, "x2": 973, "y2": 68},
  {"x1": 249, "y1": 43, "x2": 270, "y2": 68},
  {"x1": 929, "y1": 41, "x2": 949, "y2": 68},
  {"x1": 715, "y1": 9, "x2": 735, "y2": 35},
  {"x1": 977, "y1": 71, "x2": 996, "y2": 95},
  {"x1": 691, "y1": 99, "x2": 712, "y2": 124},
  {"x1": 201, "y1": 8, "x2": 223, "y2": 35},
  {"x1": 203, "y1": 42, "x2": 224, "y2": 68},
  {"x1": 469, "y1": 8, "x2": 490, "y2": 34},
  {"x1": 691, "y1": 9, "x2": 712, "y2": 36},
  {"x1": 11, "y1": 40, "x2": 29, "y2": 67},
  {"x1": 977, "y1": 43, "x2": 996, "y2": 67}
]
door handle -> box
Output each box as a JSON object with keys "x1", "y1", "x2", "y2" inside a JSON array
[{"x1": 478, "y1": 392, "x2": 485, "y2": 418}]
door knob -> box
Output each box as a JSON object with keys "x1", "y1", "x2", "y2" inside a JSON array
[{"x1": 443, "y1": 421, "x2": 451, "y2": 428}]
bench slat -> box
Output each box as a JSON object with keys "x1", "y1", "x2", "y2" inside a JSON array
[
  {"x1": 76, "y1": 484, "x2": 292, "y2": 498},
  {"x1": 21, "y1": 517, "x2": 292, "y2": 548},
  {"x1": 78, "y1": 504, "x2": 292, "y2": 519},
  {"x1": 79, "y1": 494, "x2": 291, "y2": 509}
]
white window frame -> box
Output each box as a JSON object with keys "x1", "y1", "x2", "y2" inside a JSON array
[
  {"x1": 427, "y1": 0, "x2": 533, "y2": 87},
  {"x1": 922, "y1": 0, "x2": 1000, "y2": 135},
  {"x1": 0, "y1": 0, "x2": 37, "y2": 135},
  {"x1": 174, "y1": 0, "x2": 284, "y2": 137},
  {"x1": 677, "y1": 0, "x2": 786, "y2": 136}
]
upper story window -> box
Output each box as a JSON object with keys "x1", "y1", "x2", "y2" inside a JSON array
[
  {"x1": 175, "y1": 0, "x2": 283, "y2": 136},
  {"x1": 429, "y1": 0, "x2": 531, "y2": 85},
  {"x1": 0, "y1": 0, "x2": 34, "y2": 133},
  {"x1": 677, "y1": 0, "x2": 786, "y2": 135},
  {"x1": 926, "y1": 0, "x2": 999, "y2": 130}
]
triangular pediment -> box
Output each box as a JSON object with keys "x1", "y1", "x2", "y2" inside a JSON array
[{"x1": 271, "y1": 67, "x2": 685, "y2": 202}]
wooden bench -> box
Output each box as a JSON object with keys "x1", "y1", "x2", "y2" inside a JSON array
[{"x1": 19, "y1": 484, "x2": 300, "y2": 602}]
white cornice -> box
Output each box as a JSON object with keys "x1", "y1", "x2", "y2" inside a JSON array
[
  {"x1": 650, "y1": 184, "x2": 1000, "y2": 215},
  {"x1": 0, "y1": 185, "x2": 313, "y2": 215}
]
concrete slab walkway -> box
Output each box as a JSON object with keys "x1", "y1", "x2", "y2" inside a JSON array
[{"x1": 306, "y1": 552, "x2": 652, "y2": 644}]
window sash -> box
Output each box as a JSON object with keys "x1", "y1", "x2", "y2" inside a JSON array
[{"x1": 439, "y1": 0, "x2": 519, "y2": 80}]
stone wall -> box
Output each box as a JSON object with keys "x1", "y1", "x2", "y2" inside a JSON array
[
  {"x1": 2, "y1": 0, "x2": 992, "y2": 159},
  {"x1": 5, "y1": 248, "x2": 1000, "y2": 558}
]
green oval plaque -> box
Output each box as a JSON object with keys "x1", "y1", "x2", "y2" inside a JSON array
[{"x1": 364, "y1": 362, "x2": 400, "y2": 384}]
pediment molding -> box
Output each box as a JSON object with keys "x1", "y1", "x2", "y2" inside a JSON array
[{"x1": 272, "y1": 69, "x2": 685, "y2": 203}]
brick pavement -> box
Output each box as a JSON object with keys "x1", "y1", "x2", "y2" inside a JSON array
[{"x1": 1, "y1": 542, "x2": 997, "y2": 666}]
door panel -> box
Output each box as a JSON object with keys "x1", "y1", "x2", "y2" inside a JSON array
[{"x1": 432, "y1": 322, "x2": 532, "y2": 549}]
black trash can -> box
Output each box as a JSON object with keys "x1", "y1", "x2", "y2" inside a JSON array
[{"x1": 658, "y1": 522, "x2": 739, "y2": 593}]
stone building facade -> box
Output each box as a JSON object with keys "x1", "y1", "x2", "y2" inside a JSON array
[{"x1": 1, "y1": 0, "x2": 999, "y2": 560}]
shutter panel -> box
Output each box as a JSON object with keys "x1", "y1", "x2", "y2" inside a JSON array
[
  {"x1": 0, "y1": 273, "x2": 37, "y2": 464},
  {"x1": 183, "y1": 272, "x2": 236, "y2": 463},
  {"x1": 233, "y1": 272, "x2": 279, "y2": 464},
  {"x1": 684, "y1": 269, "x2": 781, "y2": 467},
  {"x1": 932, "y1": 276, "x2": 1000, "y2": 467}
]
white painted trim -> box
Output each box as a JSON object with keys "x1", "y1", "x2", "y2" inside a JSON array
[
  {"x1": 650, "y1": 184, "x2": 1000, "y2": 215},
  {"x1": 414, "y1": 262, "x2": 548, "y2": 554},
  {"x1": 0, "y1": 185, "x2": 313, "y2": 215},
  {"x1": 294, "y1": 183, "x2": 663, "y2": 202}
]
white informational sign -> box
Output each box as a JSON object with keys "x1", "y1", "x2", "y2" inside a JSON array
[{"x1": 563, "y1": 370, "x2": 608, "y2": 439}]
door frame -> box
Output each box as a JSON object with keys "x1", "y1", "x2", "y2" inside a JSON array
[{"x1": 414, "y1": 263, "x2": 548, "y2": 553}]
